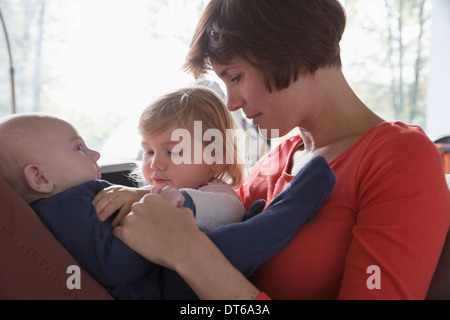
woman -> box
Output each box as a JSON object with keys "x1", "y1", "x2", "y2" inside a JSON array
[{"x1": 113, "y1": 0, "x2": 450, "y2": 299}]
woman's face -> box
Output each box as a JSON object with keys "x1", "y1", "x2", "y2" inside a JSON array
[{"x1": 211, "y1": 58, "x2": 311, "y2": 138}]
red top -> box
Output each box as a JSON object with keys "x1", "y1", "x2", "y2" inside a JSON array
[{"x1": 238, "y1": 122, "x2": 450, "y2": 300}]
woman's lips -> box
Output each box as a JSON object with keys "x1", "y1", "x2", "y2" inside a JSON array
[{"x1": 249, "y1": 113, "x2": 262, "y2": 125}]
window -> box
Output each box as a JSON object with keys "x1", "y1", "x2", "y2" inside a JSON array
[
  {"x1": 1, "y1": 0, "x2": 448, "y2": 165},
  {"x1": 342, "y1": 0, "x2": 431, "y2": 126},
  {"x1": 0, "y1": 0, "x2": 210, "y2": 157}
]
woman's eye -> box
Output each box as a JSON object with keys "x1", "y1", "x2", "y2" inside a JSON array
[
  {"x1": 76, "y1": 144, "x2": 84, "y2": 152},
  {"x1": 231, "y1": 73, "x2": 242, "y2": 83}
]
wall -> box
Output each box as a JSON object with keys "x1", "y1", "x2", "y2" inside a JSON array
[{"x1": 426, "y1": 0, "x2": 450, "y2": 141}]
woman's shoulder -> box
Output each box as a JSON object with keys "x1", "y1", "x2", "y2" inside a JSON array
[
  {"x1": 357, "y1": 121, "x2": 442, "y2": 171},
  {"x1": 332, "y1": 121, "x2": 442, "y2": 179},
  {"x1": 358, "y1": 121, "x2": 436, "y2": 157},
  {"x1": 368, "y1": 121, "x2": 431, "y2": 145}
]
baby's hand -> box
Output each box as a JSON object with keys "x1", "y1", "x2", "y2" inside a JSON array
[
  {"x1": 93, "y1": 185, "x2": 149, "y2": 227},
  {"x1": 150, "y1": 185, "x2": 185, "y2": 208}
]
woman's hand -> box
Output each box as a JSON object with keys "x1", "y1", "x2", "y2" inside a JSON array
[
  {"x1": 113, "y1": 194, "x2": 261, "y2": 300},
  {"x1": 93, "y1": 185, "x2": 149, "y2": 226},
  {"x1": 113, "y1": 194, "x2": 198, "y2": 269}
]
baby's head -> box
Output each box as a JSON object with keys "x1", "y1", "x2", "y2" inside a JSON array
[
  {"x1": 0, "y1": 113, "x2": 102, "y2": 203},
  {"x1": 138, "y1": 86, "x2": 244, "y2": 189}
]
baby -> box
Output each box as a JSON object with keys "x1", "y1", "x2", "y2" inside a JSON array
[{"x1": 0, "y1": 109, "x2": 335, "y2": 300}]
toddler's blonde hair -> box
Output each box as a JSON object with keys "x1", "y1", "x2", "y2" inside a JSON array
[{"x1": 139, "y1": 86, "x2": 244, "y2": 189}]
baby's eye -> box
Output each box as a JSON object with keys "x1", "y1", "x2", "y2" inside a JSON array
[{"x1": 76, "y1": 144, "x2": 84, "y2": 152}]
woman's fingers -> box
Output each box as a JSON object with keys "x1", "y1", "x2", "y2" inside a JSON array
[{"x1": 114, "y1": 194, "x2": 197, "y2": 269}]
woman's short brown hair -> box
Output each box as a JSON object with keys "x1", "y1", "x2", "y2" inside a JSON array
[{"x1": 184, "y1": 0, "x2": 346, "y2": 92}]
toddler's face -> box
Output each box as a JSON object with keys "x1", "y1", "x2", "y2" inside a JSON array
[{"x1": 140, "y1": 129, "x2": 214, "y2": 189}]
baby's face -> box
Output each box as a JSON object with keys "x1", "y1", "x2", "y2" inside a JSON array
[{"x1": 40, "y1": 118, "x2": 102, "y2": 194}]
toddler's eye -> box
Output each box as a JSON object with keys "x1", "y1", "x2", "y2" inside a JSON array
[{"x1": 169, "y1": 150, "x2": 183, "y2": 156}]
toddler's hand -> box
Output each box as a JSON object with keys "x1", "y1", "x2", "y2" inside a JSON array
[{"x1": 150, "y1": 185, "x2": 185, "y2": 208}]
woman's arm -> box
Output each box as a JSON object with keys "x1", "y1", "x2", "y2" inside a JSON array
[
  {"x1": 338, "y1": 126, "x2": 450, "y2": 299},
  {"x1": 114, "y1": 155, "x2": 336, "y2": 299},
  {"x1": 176, "y1": 231, "x2": 261, "y2": 300},
  {"x1": 113, "y1": 194, "x2": 261, "y2": 300}
]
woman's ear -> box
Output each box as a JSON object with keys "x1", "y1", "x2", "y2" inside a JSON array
[{"x1": 23, "y1": 164, "x2": 54, "y2": 194}]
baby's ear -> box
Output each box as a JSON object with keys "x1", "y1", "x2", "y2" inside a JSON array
[{"x1": 23, "y1": 164, "x2": 54, "y2": 194}]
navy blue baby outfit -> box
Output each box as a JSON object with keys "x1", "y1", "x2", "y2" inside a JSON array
[{"x1": 31, "y1": 156, "x2": 335, "y2": 299}]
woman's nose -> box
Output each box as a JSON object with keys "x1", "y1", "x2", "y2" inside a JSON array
[{"x1": 226, "y1": 89, "x2": 244, "y2": 112}]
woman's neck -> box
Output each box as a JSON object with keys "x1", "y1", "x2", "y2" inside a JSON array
[{"x1": 297, "y1": 68, "x2": 384, "y2": 152}]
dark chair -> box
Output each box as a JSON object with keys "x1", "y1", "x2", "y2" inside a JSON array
[
  {"x1": 0, "y1": 175, "x2": 113, "y2": 299},
  {"x1": 427, "y1": 231, "x2": 450, "y2": 299},
  {"x1": 426, "y1": 172, "x2": 450, "y2": 300},
  {"x1": 435, "y1": 136, "x2": 450, "y2": 144},
  {"x1": 435, "y1": 137, "x2": 450, "y2": 174}
]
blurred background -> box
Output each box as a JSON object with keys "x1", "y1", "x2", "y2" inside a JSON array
[{"x1": 1, "y1": 0, "x2": 449, "y2": 165}]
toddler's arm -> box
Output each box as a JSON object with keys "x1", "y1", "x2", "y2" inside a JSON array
[
  {"x1": 180, "y1": 182, "x2": 245, "y2": 232},
  {"x1": 94, "y1": 182, "x2": 244, "y2": 232},
  {"x1": 94, "y1": 185, "x2": 186, "y2": 226}
]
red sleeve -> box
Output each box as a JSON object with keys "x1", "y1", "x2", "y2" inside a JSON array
[
  {"x1": 338, "y1": 123, "x2": 450, "y2": 299},
  {"x1": 236, "y1": 135, "x2": 302, "y2": 211},
  {"x1": 256, "y1": 291, "x2": 272, "y2": 300}
]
